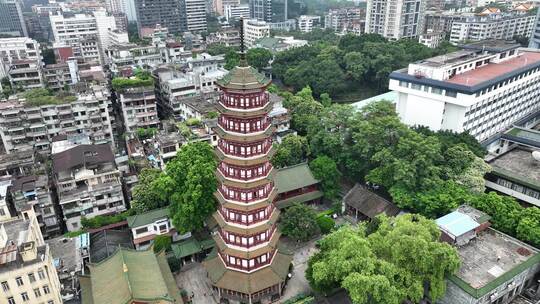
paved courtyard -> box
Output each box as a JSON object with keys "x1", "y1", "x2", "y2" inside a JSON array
[{"x1": 174, "y1": 239, "x2": 319, "y2": 303}]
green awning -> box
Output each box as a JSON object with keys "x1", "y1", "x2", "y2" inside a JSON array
[
  {"x1": 171, "y1": 237, "x2": 215, "y2": 259},
  {"x1": 275, "y1": 191, "x2": 323, "y2": 209}
]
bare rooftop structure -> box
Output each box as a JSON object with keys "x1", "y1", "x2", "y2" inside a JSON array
[
  {"x1": 453, "y1": 228, "x2": 539, "y2": 290},
  {"x1": 488, "y1": 147, "x2": 540, "y2": 187}
]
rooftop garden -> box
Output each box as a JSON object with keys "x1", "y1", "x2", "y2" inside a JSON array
[
  {"x1": 22, "y1": 88, "x2": 77, "y2": 106},
  {"x1": 112, "y1": 69, "x2": 154, "y2": 91}
]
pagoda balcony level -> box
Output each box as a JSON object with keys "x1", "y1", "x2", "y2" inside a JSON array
[
  {"x1": 217, "y1": 138, "x2": 272, "y2": 159},
  {"x1": 218, "y1": 162, "x2": 272, "y2": 181},
  {"x1": 218, "y1": 204, "x2": 275, "y2": 226},
  {"x1": 218, "y1": 116, "x2": 272, "y2": 134},
  {"x1": 218, "y1": 182, "x2": 274, "y2": 204},
  {"x1": 218, "y1": 225, "x2": 278, "y2": 250},
  {"x1": 220, "y1": 92, "x2": 269, "y2": 110},
  {"x1": 219, "y1": 249, "x2": 276, "y2": 273}
]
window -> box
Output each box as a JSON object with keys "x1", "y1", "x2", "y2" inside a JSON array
[
  {"x1": 34, "y1": 288, "x2": 41, "y2": 297},
  {"x1": 43, "y1": 285, "x2": 50, "y2": 294},
  {"x1": 432, "y1": 87, "x2": 443, "y2": 95},
  {"x1": 15, "y1": 277, "x2": 23, "y2": 286},
  {"x1": 0, "y1": 209, "x2": 5, "y2": 216},
  {"x1": 7, "y1": 297, "x2": 15, "y2": 304},
  {"x1": 21, "y1": 292, "x2": 29, "y2": 302},
  {"x1": 2, "y1": 281, "x2": 9, "y2": 291},
  {"x1": 38, "y1": 270, "x2": 45, "y2": 280},
  {"x1": 28, "y1": 273, "x2": 35, "y2": 283},
  {"x1": 135, "y1": 227, "x2": 148, "y2": 235}
]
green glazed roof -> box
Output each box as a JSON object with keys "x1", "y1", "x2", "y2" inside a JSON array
[
  {"x1": 127, "y1": 207, "x2": 169, "y2": 228},
  {"x1": 275, "y1": 163, "x2": 320, "y2": 193},
  {"x1": 217, "y1": 65, "x2": 270, "y2": 90},
  {"x1": 80, "y1": 248, "x2": 182, "y2": 304},
  {"x1": 172, "y1": 237, "x2": 216, "y2": 259}
]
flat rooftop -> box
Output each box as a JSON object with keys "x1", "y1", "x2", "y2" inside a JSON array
[
  {"x1": 447, "y1": 51, "x2": 540, "y2": 86},
  {"x1": 455, "y1": 228, "x2": 538, "y2": 289},
  {"x1": 488, "y1": 147, "x2": 540, "y2": 186}
]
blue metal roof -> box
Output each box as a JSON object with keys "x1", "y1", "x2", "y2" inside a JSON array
[{"x1": 436, "y1": 211, "x2": 479, "y2": 238}]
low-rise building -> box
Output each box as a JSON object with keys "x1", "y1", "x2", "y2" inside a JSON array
[
  {"x1": 79, "y1": 248, "x2": 183, "y2": 303},
  {"x1": 325, "y1": 7, "x2": 364, "y2": 32},
  {"x1": 42, "y1": 61, "x2": 80, "y2": 91},
  {"x1": 52, "y1": 144, "x2": 126, "y2": 231},
  {"x1": 485, "y1": 144, "x2": 540, "y2": 208},
  {"x1": 419, "y1": 29, "x2": 445, "y2": 48},
  {"x1": 0, "y1": 209, "x2": 63, "y2": 304},
  {"x1": 11, "y1": 175, "x2": 60, "y2": 238},
  {"x1": 342, "y1": 183, "x2": 401, "y2": 221},
  {"x1": 0, "y1": 85, "x2": 115, "y2": 154},
  {"x1": 274, "y1": 163, "x2": 323, "y2": 208},
  {"x1": 424, "y1": 10, "x2": 470, "y2": 34},
  {"x1": 118, "y1": 86, "x2": 160, "y2": 133},
  {"x1": 127, "y1": 207, "x2": 179, "y2": 250},
  {"x1": 254, "y1": 36, "x2": 308, "y2": 53},
  {"x1": 0, "y1": 37, "x2": 44, "y2": 91},
  {"x1": 207, "y1": 28, "x2": 241, "y2": 47},
  {"x1": 244, "y1": 19, "x2": 271, "y2": 48},
  {"x1": 0, "y1": 150, "x2": 35, "y2": 177},
  {"x1": 436, "y1": 207, "x2": 540, "y2": 304},
  {"x1": 450, "y1": 13, "x2": 536, "y2": 44},
  {"x1": 46, "y1": 235, "x2": 85, "y2": 301},
  {"x1": 105, "y1": 44, "x2": 163, "y2": 74}
]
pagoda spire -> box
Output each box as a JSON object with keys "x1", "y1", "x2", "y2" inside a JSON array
[{"x1": 239, "y1": 17, "x2": 248, "y2": 67}]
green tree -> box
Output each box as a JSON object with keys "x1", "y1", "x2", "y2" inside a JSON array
[
  {"x1": 272, "y1": 135, "x2": 310, "y2": 168},
  {"x1": 153, "y1": 235, "x2": 172, "y2": 253},
  {"x1": 344, "y1": 51, "x2": 367, "y2": 82},
  {"x1": 316, "y1": 216, "x2": 335, "y2": 234},
  {"x1": 309, "y1": 156, "x2": 341, "y2": 200},
  {"x1": 224, "y1": 49, "x2": 240, "y2": 70},
  {"x1": 516, "y1": 207, "x2": 540, "y2": 246},
  {"x1": 167, "y1": 142, "x2": 217, "y2": 234},
  {"x1": 306, "y1": 215, "x2": 460, "y2": 303},
  {"x1": 131, "y1": 168, "x2": 171, "y2": 214},
  {"x1": 246, "y1": 48, "x2": 273, "y2": 70},
  {"x1": 206, "y1": 43, "x2": 233, "y2": 55},
  {"x1": 279, "y1": 203, "x2": 320, "y2": 241}
]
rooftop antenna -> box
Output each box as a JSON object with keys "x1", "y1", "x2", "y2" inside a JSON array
[{"x1": 239, "y1": 17, "x2": 247, "y2": 67}]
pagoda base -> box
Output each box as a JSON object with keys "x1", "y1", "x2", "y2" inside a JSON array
[{"x1": 203, "y1": 247, "x2": 292, "y2": 304}]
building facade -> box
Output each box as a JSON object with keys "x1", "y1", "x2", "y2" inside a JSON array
[
  {"x1": 225, "y1": 4, "x2": 251, "y2": 22},
  {"x1": 530, "y1": 8, "x2": 540, "y2": 48},
  {"x1": 214, "y1": 0, "x2": 240, "y2": 15},
  {"x1": 0, "y1": 0, "x2": 27, "y2": 37},
  {"x1": 0, "y1": 85, "x2": 115, "y2": 154},
  {"x1": 423, "y1": 10, "x2": 469, "y2": 34},
  {"x1": 118, "y1": 87, "x2": 160, "y2": 132},
  {"x1": 244, "y1": 19, "x2": 271, "y2": 48},
  {"x1": 249, "y1": 0, "x2": 287, "y2": 23},
  {"x1": 127, "y1": 208, "x2": 178, "y2": 250},
  {"x1": 52, "y1": 144, "x2": 126, "y2": 231},
  {"x1": 450, "y1": 14, "x2": 536, "y2": 44},
  {"x1": 0, "y1": 37, "x2": 43, "y2": 91},
  {"x1": 0, "y1": 209, "x2": 63, "y2": 304},
  {"x1": 365, "y1": 0, "x2": 425, "y2": 40},
  {"x1": 298, "y1": 15, "x2": 320, "y2": 32},
  {"x1": 134, "y1": 0, "x2": 184, "y2": 35},
  {"x1": 389, "y1": 41, "x2": 540, "y2": 142},
  {"x1": 185, "y1": 0, "x2": 208, "y2": 32},
  {"x1": 324, "y1": 7, "x2": 364, "y2": 32},
  {"x1": 203, "y1": 53, "x2": 291, "y2": 303}
]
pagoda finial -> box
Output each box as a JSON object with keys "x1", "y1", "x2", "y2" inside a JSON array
[{"x1": 239, "y1": 17, "x2": 248, "y2": 66}]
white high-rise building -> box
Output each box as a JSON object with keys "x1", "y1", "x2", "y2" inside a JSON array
[
  {"x1": 365, "y1": 0, "x2": 425, "y2": 40},
  {"x1": 243, "y1": 19, "x2": 270, "y2": 48},
  {"x1": 224, "y1": 4, "x2": 250, "y2": 22},
  {"x1": 450, "y1": 14, "x2": 535, "y2": 44},
  {"x1": 185, "y1": 0, "x2": 208, "y2": 32},
  {"x1": 389, "y1": 40, "x2": 540, "y2": 142},
  {"x1": 298, "y1": 15, "x2": 321, "y2": 32},
  {"x1": 530, "y1": 8, "x2": 540, "y2": 48}
]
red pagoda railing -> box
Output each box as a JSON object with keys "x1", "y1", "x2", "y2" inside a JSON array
[
  {"x1": 218, "y1": 182, "x2": 273, "y2": 203},
  {"x1": 218, "y1": 116, "x2": 272, "y2": 134},
  {"x1": 219, "y1": 92, "x2": 269, "y2": 109},
  {"x1": 219, "y1": 204, "x2": 274, "y2": 225},
  {"x1": 219, "y1": 249, "x2": 276, "y2": 272},
  {"x1": 218, "y1": 162, "x2": 272, "y2": 181},
  {"x1": 219, "y1": 226, "x2": 277, "y2": 249},
  {"x1": 217, "y1": 138, "x2": 272, "y2": 158}
]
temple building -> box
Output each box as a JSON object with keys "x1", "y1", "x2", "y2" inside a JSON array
[{"x1": 203, "y1": 27, "x2": 292, "y2": 303}]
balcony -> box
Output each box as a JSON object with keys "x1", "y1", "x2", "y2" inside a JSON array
[
  {"x1": 218, "y1": 162, "x2": 272, "y2": 181},
  {"x1": 218, "y1": 182, "x2": 274, "y2": 204},
  {"x1": 220, "y1": 92, "x2": 269, "y2": 110},
  {"x1": 218, "y1": 116, "x2": 272, "y2": 134},
  {"x1": 218, "y1": 204, "x2": 274, "y2": 226},
  {"x1": 217, "y1": 138, "x2": 272, "y2": 159},
  {"x1": 218, "y1": 225, "x2": 277, "y2": 249},
  {"x1": 219, "y1": 249, "x2": 275, "y2": 272}
]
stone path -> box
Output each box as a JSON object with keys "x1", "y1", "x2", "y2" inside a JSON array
[{"x1": 175, "y1": 263, "x2": 217, "y2": 304}]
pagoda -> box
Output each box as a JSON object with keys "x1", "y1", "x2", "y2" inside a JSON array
[{"x1": 203, "y1": 21, "x2": 292, "y2": 304}]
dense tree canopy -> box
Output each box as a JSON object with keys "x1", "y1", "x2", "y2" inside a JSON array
[
  {"x1": 272, "y1": 135, "x2": 310, "y2": 168},
  {"x1": 306, "y1": 215, "x2": 460, "y2": 303},
  {"x1": 167, "y1": 142, "x2": 217, "y2": 234},
  {"x1": 309, "y1": 156, "x2": 341, "y2": 200},
  {"x1": 279, "y1": 203, "x2": 320, "y2": 241},
  {"x1": 131, "y1": 168, "x2": 170, "y2": 214}
]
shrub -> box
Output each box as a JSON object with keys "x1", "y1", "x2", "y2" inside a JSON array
[
  {"x1": 153, "y1": 235, "x2": 172, "y2": 253},
  {"x1": 80, "y1": 209, "x2": 136, "y2": 229},
  {"x1": 316, "y1": 216, "x2": 335, "y2": 234}
]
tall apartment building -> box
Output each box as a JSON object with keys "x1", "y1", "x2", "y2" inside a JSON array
[
  {"x1": 450, "y1": 13, "x2": 536, "y2": 44},
  {"x1": 49, "y1": 13, "x2": 101, "y2": 64},
  {"x1": 0, "y1": 0, "x2": 27, "y2": 37},
  {"x1": 0, "y1": 37, "x2": 44, "y2": 91},
  {"x1": 389, "y1": 40, "x2": 540, "y2": 142},
  {"x1": 244, "y1": 19, "x2": 271, "y2": 48},
  {"x1": 134, "y1": 0, "x2": 184, "y2": 35},
  {"x1": 11, "y1": 174, "x2": 61, "y2": 238},
  {"x1": 118, "y1": 87, "x2": 160, "y2": 132},
  {"x1": 423, "y1": 10, "x2": 469, "y2": 33},
  {"x1": 325, "y1": 8, "x2": 364, "y2": 32},
  {"x1": 298, "y1": 15, "x2": 320, "y2": 32},
  {"x1": 185, "y1": 0, "x2": 208, "y2": 32},
  {"x1": 0, "y1": 85, "x2": 115, "y2": 154},
  {"x1": 249, "y1": 0, "x2": 287, "y2": 23},
  {"x1": 214, "y1": 0, "x2": 240, "y2": 15},
  {"x1": 365, "y1": 0, "x2": 426, "y2": 40},
  {"x1": 204, "y1": 51, "x2": 292, "y2": 304},
  {"x1": 43, "y1": 61, "x2": 79, "y2": 91},
  {"x1": 52, "y1": 144, "x2": 126, "y2": 231},
  {"x1": 225, "y1": 4, "x2": 251, "y2": 22},
  {"x1": 529, "y1": 8, "x2": 540, "y2": 48},
  {"x1": 0, "y1": 209, "x2": 63, "y2": 304}
]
